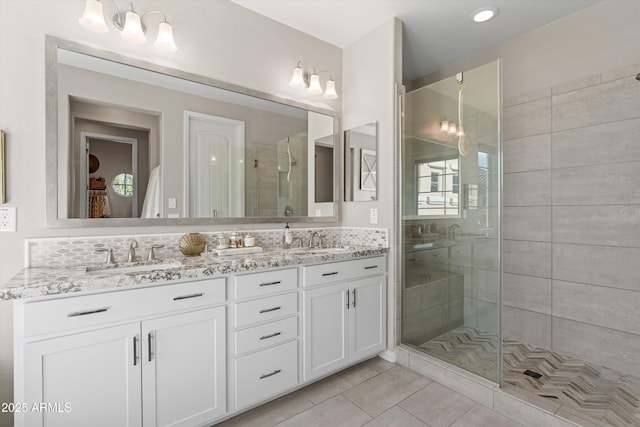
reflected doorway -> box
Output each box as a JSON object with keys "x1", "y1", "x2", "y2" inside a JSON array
[
  {"x1": 185, "y1": 112, "x2": 245, "y2": 218},
  {"x1": 80, "y1": 133, "x2": 139, "y2": 218}
]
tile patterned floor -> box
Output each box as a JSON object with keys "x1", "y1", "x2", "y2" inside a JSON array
[
  {"x1": 216, "y1": 357, "x2": 521, "y2": 427},
  {"x1": 416, "y1": 326, "x2": 640, "y2": 427}
]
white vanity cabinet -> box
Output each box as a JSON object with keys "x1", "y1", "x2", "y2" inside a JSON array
[
  {"x1": 302, "y1": 256, "x2": 386, "y2": 381},
  {"x1": 14, "y1": 278, "x2": 226, "y2": 427},
  {"x1": 230, "y1": 268, "x2": 300, "y2": 411}
]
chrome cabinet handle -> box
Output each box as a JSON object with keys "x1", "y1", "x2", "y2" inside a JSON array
[
  {"x1": 173, "y1": 293, "x2": 204, "y2": 301},
  {"x1": 259, "y1": 281, "x2": 281, "y2": 287},
  {"x1": 148, "y1": 332, "x2": 153, "y2": 362},
  {"x1": 260, "y1": 369, "x2": 282, "y2": 379},
  {"x1": 67, "y1": 307, "x2": 109, "y2": 317},
  {"x1": 364, "y1": 265, "x2": 378, "y2": 270},
  {"x1": 133, "y1": 336, "x2": 138, "y2": 366},
  {"x1": 259, "y1": 306, "x2": 281, "y2": 314},
  {"x1": 259, "y1": 332, "x2": 282, "y2": 340},
  {"x1": 346, "y1": 290, "x2": 350, "y2": 309},
  {"x1": 352, "y1": 289, "x2": 356, "y2": 308},
  {"x1": 322, "y1": 271, "x2": 339, "y2": 276}
]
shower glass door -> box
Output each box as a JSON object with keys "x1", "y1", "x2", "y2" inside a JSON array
[{"x1": 400, "y1": 60, "x2": 501, "y2": 382}]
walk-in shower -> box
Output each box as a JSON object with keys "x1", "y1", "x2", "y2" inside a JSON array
[{"x1": 399, "y1": 60, "x2": 501, "y2": 383}]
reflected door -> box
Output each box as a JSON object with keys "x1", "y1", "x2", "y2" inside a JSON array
[{"x1": 186, "y1": 113, "x2": 244, "y2": 218}]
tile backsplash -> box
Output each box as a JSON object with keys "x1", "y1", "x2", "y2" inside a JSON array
[{"x1": 26, "y1": 227, "x2": 388, "y2": 268}]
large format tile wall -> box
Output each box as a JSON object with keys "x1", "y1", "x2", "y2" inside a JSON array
[{"x1": 502, "y1": 62, "x2": 640, "y2": 376}]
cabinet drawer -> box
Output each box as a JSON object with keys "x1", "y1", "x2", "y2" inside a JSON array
[
  {"x1": 234, "y1": 340, "x2": 298, "y2": 409},
  {"x1": 234, "y1": 292, "x2": 298, "y2": 328},
  {"x1": 234, "y1": 316, "x2": 298, "y2": 356},
  {"x1": 303, "y1": 256, "x2": 386, "y2": 287},
  {"x1": 21, "y1": 278, "x2": 225, "y2": 338},
  {"x1": 234, "y1": 268, "x2": 298, "y2": 300}
]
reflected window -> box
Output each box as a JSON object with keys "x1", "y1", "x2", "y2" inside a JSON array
[
  {"x1": 416, "y1": 157, "x2": 459, "y2": 216},
  {"x1": 112, "y1": 172, "x2": 133, "y2": 197}
]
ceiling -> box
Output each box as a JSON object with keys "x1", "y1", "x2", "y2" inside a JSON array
[{"x1": 230, "y1": 0, "x2": 600, "y2": 80}]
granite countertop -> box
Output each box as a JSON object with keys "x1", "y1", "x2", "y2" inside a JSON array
[{"x1": 0, "y1": 246, "x2": 387, "y2": 301}]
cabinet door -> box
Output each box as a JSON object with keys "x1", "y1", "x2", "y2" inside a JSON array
[
  {"x1": 22, "y1": 323, "x2": 142, "y2": 427},
  {"x1": 303, "y1": 282, "x2": 349, "y2": 381},
  {"x1": 350, "y1": 276, "x2": 386, "y2": 361},
  {"x1": 142, "y1": 307, "x2": 226, "y2": 427}
]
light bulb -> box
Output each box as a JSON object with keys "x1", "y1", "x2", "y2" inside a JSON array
[
  {"x1": 289, "y1": 65, "x2": 306, "y2": 89},
  {"x1": 472, "y1": 7, "x2": 499, "y2": 23},
  {"x1": 154, "y1": 22, "x2": 177, "y2": 52},
  {"x1": 121, "y1": 10, "x2": 146, "y2": 44},
  {"x1": 307, "y1": 74, "x2": 322, "y2": 95},
  {"x1": 79, "y1": 0, "x2": 108, "y2": 33},
  {"x1": 323, "y1": 79, "x2": 338, "y2": 99}
]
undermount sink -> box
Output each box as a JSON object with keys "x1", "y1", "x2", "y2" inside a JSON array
[
  {"x1": 86, "y1": 261, "x2": 182, "y2": 275},
  {"x1": 306, "y1": 247, "x2": 352, "y2": 254}
]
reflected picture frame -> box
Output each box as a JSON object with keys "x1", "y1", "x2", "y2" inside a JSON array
[
  {"x1": 0, "y1": 130, "x2": 5, "y2": 203},
  {"x1": 360, "y1": 148, "x2": 376, "y2": 191}
]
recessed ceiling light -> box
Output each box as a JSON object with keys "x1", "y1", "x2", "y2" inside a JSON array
[{"x1": 472, "y1": 7, "x2": 499, "y2": 23}]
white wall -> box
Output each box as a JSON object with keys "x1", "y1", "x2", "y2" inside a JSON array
[
  {"x1": 0, "y1": 0, "x2": 342, "y2": 284},
  {"x1": 341, "y1": 18, "x2": 403, "y2": 351}
]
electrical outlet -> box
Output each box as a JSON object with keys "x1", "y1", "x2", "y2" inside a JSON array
[
  {"x1": 369, "y1": 208, "x2": 378, "y2": 224},
  {"x1": 0, "y1": 206, "x2": 17, "y2": 232}
]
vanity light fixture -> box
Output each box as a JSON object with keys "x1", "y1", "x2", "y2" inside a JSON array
[
  {"x1": 79, "y1": 0, "x2": 178, "y2": 52},
  {"x1": 471, "y1": 6, "x2": 499, "y2": 23},
  {"x1": 288, "y1": 61, "x2": 338, "y2": 99}
]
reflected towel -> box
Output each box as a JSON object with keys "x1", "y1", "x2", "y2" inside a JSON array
[{"x1": 141, "y1": 166, "x2": 161, "y2": 218}]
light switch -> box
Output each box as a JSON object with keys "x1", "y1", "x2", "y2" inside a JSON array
[
  {"x1": 369, "y1": 208, "x2": 378, "y2": 224},
  {"x1": 168, "y1": 198, "x2": 177, "y2": 209}
]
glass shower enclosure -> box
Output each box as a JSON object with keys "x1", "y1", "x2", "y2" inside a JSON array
[{"x1": 399, "y1": 61, "x2": 501, "y2": 382}]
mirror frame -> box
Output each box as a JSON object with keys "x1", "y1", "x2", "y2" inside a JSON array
[{"x1": 46, "y1": 35, "x2": 340, "y2": 228}]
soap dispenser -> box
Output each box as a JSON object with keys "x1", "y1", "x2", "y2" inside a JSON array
[{"x1": 282, "y1": 222, "x2": 293, "y2": 249}]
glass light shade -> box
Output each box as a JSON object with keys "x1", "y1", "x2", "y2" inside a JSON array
[
  {"x1": 457, "y1": 126, "x2": 465, "y2": 137},
  {"x1": 323, "y1": 79, "x2": 338, "y2": 99},
  {"x1": 289, "y1": 66, "x2": 306, "y2": 89},
  {"x1": 79, "y1": 0, "x2": 109, "y2": 33},
  {"x1": 121, "y1": 11, "x2": 146, "y2": 44},
  {"x1": 307, "y1": 74, "x2": 322, "y2": 95},
  {"x1": 154, "y1": 22, "x2": 178, "y2": 52},
  {"x1": 440, "y1": 120, "x2": 449, "y2": 132},
  {"x1": 448, "y1": 123, "x2": 457, "y2": 135}
]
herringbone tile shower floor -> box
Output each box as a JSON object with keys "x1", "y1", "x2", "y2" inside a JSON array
[{"x1": 418, "y1": 326, "x2": 640, "y2": 427}]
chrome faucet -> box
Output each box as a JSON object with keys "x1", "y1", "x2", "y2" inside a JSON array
[
  {"x1": 147, "y1": 244, "x2": 164, "y2": 261},
  {"x1": 127, "y1": 240, "x2": 138, "y2": 262},
  {"x1": 95, "y1": 247, "x2": 116, "y2": 264},
  {"x1": 448, "y1": 224, "x2": 461, "y2": 240}
]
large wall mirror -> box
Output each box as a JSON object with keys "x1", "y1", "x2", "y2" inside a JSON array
[
  {"x1": 344, "y1": 122, "x2": 377, "y2": 201},
  {"x1": 46, "y1": 36, "x2": 339, "y2": 228}
]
